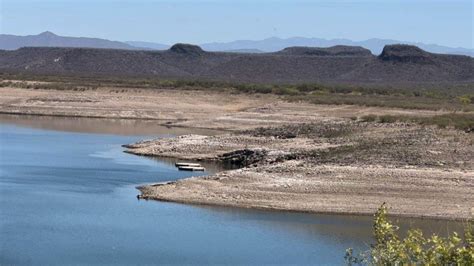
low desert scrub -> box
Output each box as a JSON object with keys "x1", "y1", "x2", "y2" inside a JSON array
[{"x1": 2, "y1": 73, "x2": 473, "y2": 111}]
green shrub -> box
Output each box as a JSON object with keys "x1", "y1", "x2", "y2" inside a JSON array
[
  {"x1": 345, "y1": 203, "x2": 474, "y2": 265},
  {"x1": 459, "y1": 95, "x2": 473, "y2": 105}
]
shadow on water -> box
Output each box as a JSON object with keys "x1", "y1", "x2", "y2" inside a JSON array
[{"x1": 180, "y1": 202, "x2": 468, "y2": 240}]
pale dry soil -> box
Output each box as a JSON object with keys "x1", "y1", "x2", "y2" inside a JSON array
[
  {"x1": 1, "y1": 85, "x2": 473, "y2": 219},
  {"x1": 128, "y1": 124, "x2": 473, "y2": 220},
  {"x1": 0, "y1": 86, "x2": 448, "y2": 131},
  {"x1": 139, "y1": 163, "x2": 473, "y2": 219}
]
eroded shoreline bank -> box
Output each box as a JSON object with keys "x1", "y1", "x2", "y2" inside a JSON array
[{"x1": 126, "y1": 122, "x2": 474, "y2": 220}]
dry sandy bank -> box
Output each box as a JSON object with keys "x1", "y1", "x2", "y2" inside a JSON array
[{"x1": 0, "y1": 86, "x2": 450, "y2": 131}]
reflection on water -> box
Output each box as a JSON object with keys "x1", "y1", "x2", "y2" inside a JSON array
[
  {"x1": 0, "y1": 117, "x2": 467, "y2": 265},
  {"x1": 197, "y1": 205, "x2": 466, "y2": 241},
  {"x1": 0, "y1": 114, "x2": 224, "y2": 136}
]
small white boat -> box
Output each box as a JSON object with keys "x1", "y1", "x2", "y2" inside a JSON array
[
  {"x1": 175, "y1": 162, "x2": 202, "y2": 167},
  {"x1": 178, "y1": 166, "x2": 206, "y2": 171}
]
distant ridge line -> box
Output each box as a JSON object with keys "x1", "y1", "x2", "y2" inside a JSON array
[
  {"x1": 0, "y1": 32, "x2": 472, "y2": 57},
  {"x1": 0, "y1": 44, "x2": 472, "y2": 84}
]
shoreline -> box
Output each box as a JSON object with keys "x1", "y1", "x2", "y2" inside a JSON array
[
  {"x1": 126, "y1": 130, "x2": 473, "y2": 221},
  {"x1": 135, "y1": 184, "x2": 471, "y2": 222},
  {"x1": 1, "y1": 86, "x2": 473, "y2": 220},
  {"x1": 0, "y1": 111, "x2": 235, "y2": 133},
  {"x1": 0, "y1": 86, "x2": 457, "y2": 131},
  {"x1": 133, "y1": 167, "x2": 473, "y2": 221}
]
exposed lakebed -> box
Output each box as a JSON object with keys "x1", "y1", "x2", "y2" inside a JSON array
[{"x1": 0, "y1": 115, "x2": 464, "y2": 265}]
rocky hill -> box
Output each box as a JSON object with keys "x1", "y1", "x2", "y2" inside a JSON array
[
  {"x1": 0, "y1": 44, "x2": 472, "y2": 84},
  {"x1": 3, "y1": 32, "x2": 473, "y2": 57}
]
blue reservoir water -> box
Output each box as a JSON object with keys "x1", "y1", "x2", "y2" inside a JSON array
[{"x1": 0, "y1": 117, "x2": 463, "y2": 265}]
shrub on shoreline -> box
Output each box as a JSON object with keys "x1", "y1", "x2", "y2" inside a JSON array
[{"x1": 345, "y1": 203, "x2": 473, "y2": 265}]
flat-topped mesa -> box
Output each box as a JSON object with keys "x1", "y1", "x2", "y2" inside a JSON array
[
  {"x1": 168, "y1": 43, "x2": 205, "y2": 55},
  {"x1": 1, "y1": 43, "x2": 472, "y2": 83},
  {"x1": 379, "y1": 44, "x2": 433, "y2": 63},
  {"x1": 277, "y1": 45, "x2": 373, "y2": 56}
]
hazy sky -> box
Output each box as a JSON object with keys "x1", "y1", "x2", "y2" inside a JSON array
[{"x1": 1, "y1": 0, "x2": 472, "y2": 48}]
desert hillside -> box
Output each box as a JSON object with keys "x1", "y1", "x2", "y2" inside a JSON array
[{"x1": 0, "y1": 44, "x2": 472, "y2": 84}]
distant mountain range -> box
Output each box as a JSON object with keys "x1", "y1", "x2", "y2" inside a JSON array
[
  {"x1": 124, "y1": 41, "x2": 168, "y2": 50},
  {"x1": 1, "y1": 32, "x2": 473, "y2": 57},
  {"x1": 200, "y1": 37, "x2": 474, "y2": 57},
  {"x1": 0, "y1": 31, "x2": 137, "y2": 50}
]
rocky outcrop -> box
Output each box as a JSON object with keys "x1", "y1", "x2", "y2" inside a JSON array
[
  {"x1": 217, "y1": 149, "x2": 268, "y2": 167},
  {"x1": 168, "y1": 43, "x2": 205, "y2": 55},
  {"x1": 379, "y1": 44, "x2": 433, "y2": 63}
]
